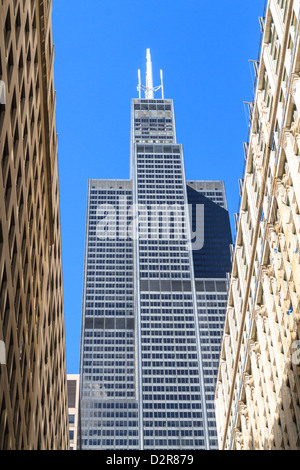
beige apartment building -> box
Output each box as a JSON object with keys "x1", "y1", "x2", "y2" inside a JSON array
[
  {"x1": 0, "y1": 0, "x2": 69, "y2": 449},
  {"x1": 67, "y1": 375, "x2": 80, "y2": 450},
  {"x1": 215, "y1": 0, "x2": 300, "y2": 450}
]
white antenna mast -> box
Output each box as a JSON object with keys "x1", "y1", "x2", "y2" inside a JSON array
[
  {"x1": 160, "y1": 69, "x2": 164, "y2": 99},
  {"x1": 137, "y1": 49, "x2": 164, "y2": 99},
  {"x1": 146, "y1": 48, "x2": 154, "y2": 99},
  {"x1": 138, "y1": 69, "x2": 142, "y2": 99}
]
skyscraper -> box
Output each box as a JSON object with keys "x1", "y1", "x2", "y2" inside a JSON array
[
  {"x1": 0, "y1": 0, "x2": 69, "y2": 449},
  {"x1": 215, "y1": 0, "x2": 300, "y2": 450},
  {"x1": 79, "y1": 50, "x2": 232, "y2": 450}
]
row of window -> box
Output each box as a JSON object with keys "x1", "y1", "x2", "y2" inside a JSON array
[{"x1": 140, "y1": 272, "x2": 191, "y2": 279}]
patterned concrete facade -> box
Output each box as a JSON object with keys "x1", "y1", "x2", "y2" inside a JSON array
[
  {"x1": 0, "y1": 0, "x2": 69, "y2": 449},
  {"x1": 215, "y1": 0, "x2": 300, "y2": 450}
]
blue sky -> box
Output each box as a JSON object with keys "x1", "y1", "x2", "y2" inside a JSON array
[{"x1": 52, "y1": 0, "x2": 265, "y2": 374}]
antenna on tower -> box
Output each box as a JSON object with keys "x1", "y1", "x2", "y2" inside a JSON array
[
  {"x1": 137, "y1": 49, "x2": 164, "y2": 99},
  {"x1": 160, "y1": 69, "x2": 164, "y2": 99},
  {"x1": 138, "y1": 69, "x2": 142, "y2": 99},
  {"x1": 146, "y1": 48, "x2": 154, "y2": 99}
]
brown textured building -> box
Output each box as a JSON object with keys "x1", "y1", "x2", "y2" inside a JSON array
[{"x1": 0, "y1": 0, "x2": 69, "y2": 449}]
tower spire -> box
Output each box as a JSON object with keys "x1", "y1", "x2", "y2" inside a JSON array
[
  {"x1": 137, "y1": 49, "x2": 164, "y2": 99},
  {"x1": 146, "y1": 49, "x2": 154, "y2": 99}
]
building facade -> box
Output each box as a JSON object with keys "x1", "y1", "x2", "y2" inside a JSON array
[
  {"x1": 79, "y1": 51, "x2": 232, "y2": 450},
  {"x1": 79, "y1": 179, "x2": 139, "y2": 449},
  {"x1": 67, "y1": 374, "x2": 80, "y2": 450},
  {"x1": 0, "y1": 0, "x2": 69, "y2": 449},
  {"x1": 187, "y1": 180, "x2": 233, "y2": 448},
  {"x1": 215, "y1": 0, "x2": 300, "y2": 450}
]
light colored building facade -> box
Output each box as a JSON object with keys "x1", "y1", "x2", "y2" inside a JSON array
[
  {"x1": 215, "y1": 0, "x2": 300, "y2": 450},
  {"x1": 79, "y1": 51, "x2": 232, "y2": 450},
  {"x1": 67, "y1": 375, "x2": 80, "y2": 450},
  {"x1": 0, "y1": 0, "x2": 69, "y2": 449}
]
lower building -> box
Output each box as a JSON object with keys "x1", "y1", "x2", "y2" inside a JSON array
[{"x1": 67, "y1": 375, "x2": 80, "y2": 450}]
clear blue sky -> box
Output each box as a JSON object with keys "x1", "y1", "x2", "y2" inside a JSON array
[{"x1": 52, "y1": 0, "x2": 266, "y2": 374}]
